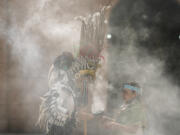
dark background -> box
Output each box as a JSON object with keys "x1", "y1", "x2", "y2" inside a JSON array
[
  {"x1": 108, "y1": 0, "x2": 180, "y2": 135},
  {"x1": 109, "y1": 0, "x2": 180, "y2": 85}
]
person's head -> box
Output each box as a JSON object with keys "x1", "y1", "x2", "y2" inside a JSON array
[
  {"x1": 122, "y1": 82, "x2": 141, "y2": 102},
  {"x1": 54, "y1": 51, "x2": 74, "y2": 71}
]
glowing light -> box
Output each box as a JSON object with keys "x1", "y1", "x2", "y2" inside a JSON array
[
  {"x1": 104, "y1": 20, "x2": 108, "y2": 24},
  {"x1": 107, "y1": 34, "x2": 112, "y2": 39}
]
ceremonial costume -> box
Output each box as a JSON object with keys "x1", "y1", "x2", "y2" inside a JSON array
[
  {"x1": 37, "y1": 6, "x2": 110, "y2": 135},
  {"x1": 114, "y1": 99, "x2": 146, "y2": 135},
  {"x1": 37, "y1": 52, "x2": 77, "y2": 135},
  {"x1": 72, "y1": 6, "x2": 109, "y2": 135},
  {"x1": 104, "y1": 83, "x2": 147, "y2": 135}
]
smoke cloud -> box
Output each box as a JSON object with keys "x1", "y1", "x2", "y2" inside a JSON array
[
  {"x1": 2, "y1": 0, "x2": 180, "y2": 134},
  {"x1": 108, "y1": 0, "x2": 180, "y2": 135},
  {"x1": 3, "y1": 0, "x2": 96, "y2": 132}
]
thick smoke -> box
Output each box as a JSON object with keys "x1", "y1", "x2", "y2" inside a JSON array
[
  {"x1": 4, "y1": 0, "x2": 94, "y2": 132},
  {"x1": 2, "y1": 0, "x2": 180, "y2": 134},
  {"x1": 108, "y1": 0, "x2": 180, "y2": 135},
  {"x1": 4, "y1": 0, "x2": 112, "y2": 132},
  {"x1": 108, "y1": 39, "x2": 180, "y2": 135},
  {"x1": 7, "y1": 0, "x2": 82, "y2": 74},
  {"x1": 6, "y1": 0, "x2": 107, "y2": 76}
]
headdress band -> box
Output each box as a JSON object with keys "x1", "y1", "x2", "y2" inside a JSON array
[{"x1": 124, "y1": 85, "x2": 140, "y2": 93}]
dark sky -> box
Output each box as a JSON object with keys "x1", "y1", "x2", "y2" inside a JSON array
[
  {"x1": 109, "y1": 0, "x2": 180, "y2": 134},
  {"x1": 110, "y1": 0, "x2": 180, "y2": 85}
]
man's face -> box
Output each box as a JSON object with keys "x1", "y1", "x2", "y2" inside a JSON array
[{"x1": 122, "y1": 88, "x2": 136, "y2": 102}]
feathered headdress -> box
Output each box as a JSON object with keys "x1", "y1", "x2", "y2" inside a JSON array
[{"x1": 77, "y1": 6, "x2": 111, "y2": 58}]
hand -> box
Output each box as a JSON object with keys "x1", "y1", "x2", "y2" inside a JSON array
[
  {"x1": 104, "y1": 121, "x2": 117, "y2": 129},
  {"x1": 77, "y1": 111, "x2": 94, "y2": 121}
]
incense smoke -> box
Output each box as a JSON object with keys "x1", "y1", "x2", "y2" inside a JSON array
[
  {"x1": 2, "y1": 0, "x2": 180, "y2": 134},
  {"x1": 108, "y1": 0, "x2": 180, "y2": 135}
]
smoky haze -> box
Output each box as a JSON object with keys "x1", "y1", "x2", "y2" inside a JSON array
[
  {"x1": 2, "y1": 0, "x2": 108, "y2": 132},
  {"x1": 108, "y1": 0, "x2": 180, "y2": 135},
  {"x1": 1, "y1": 0, "x2": 180, "y2": 134},
  {"x1": 2, "y1": 0, "x2": 113, "y2": 132}
]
